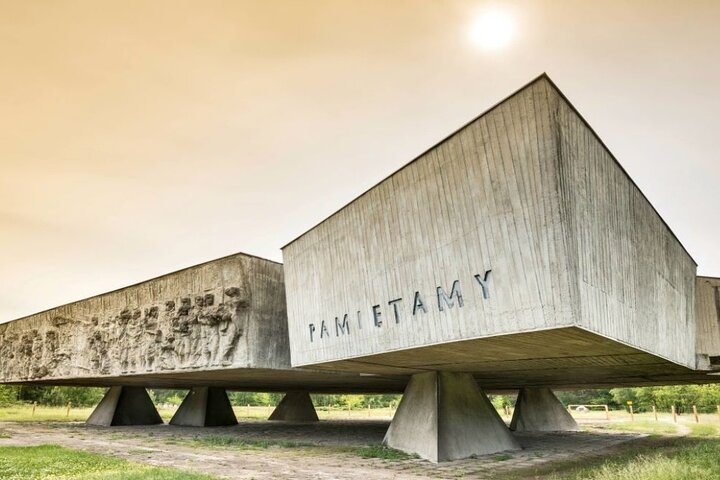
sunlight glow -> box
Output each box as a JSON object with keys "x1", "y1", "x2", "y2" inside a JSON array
[{"x1": 468, "y1": 9, "x2": 516, "y2": 51}]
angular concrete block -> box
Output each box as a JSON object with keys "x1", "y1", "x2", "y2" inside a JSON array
[
  {"x1": 268, "y1": 391, "x2": 318, "y2": 422},
  {"x1": 86, "y1": 386, "x2": 163, "y2": 426},
  {"x1": 384, "y1": 371, "x2": 520, "y2": 462},
  {"x1": 170, "y1": 387, "x2": 238, "y2": 427},
  {"x1": 510, "y1": 387, "x2": 580, "y2": 432}
]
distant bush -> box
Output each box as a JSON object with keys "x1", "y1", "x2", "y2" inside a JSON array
[
  {"x1": 0, "y1": 385, "x2": 18, "y2": 406},
  {"x1": 15, "y1": 386, "x2": 104, "y2": 407}
]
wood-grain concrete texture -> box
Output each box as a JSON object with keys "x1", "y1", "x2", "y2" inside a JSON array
[
  {"x1": 283, "y1": 75, "x2": 712, "y2": 384},
  {"x1": 0, "y1": 253, "x2": 406, "y2": 392},
  {"x1": 696, "y1": 276, "x2": 720, "y2": 367}
]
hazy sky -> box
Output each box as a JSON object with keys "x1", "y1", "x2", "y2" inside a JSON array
[{"x1": 1, "y1": 0, "x2": 718, "y2": 322}]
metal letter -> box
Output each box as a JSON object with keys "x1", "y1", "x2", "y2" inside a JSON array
[
  {"x1": 412, "y1": 291, "x2": 427, "y2": 315},
  {"x1": 372, "y1": 305, "x2": 382, "y2": 327},
  {"x1": 437, "y1": 280, "x2": 463, "y2": 312},
  {"x1": 335, "y1": 314, "x2": 350, "y2": 336},
  {"x1": 388, "y1": 298, "x2": 402, "y2": 323},
  {"x1": 308, "y1": 323, "x2": 316, "y2": 343},
  {"x1": 474, "y1": 270, "x2": 492, "y2": 299}
]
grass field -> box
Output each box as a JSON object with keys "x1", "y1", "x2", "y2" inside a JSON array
[
  {"x1": 0, "y1": 445, "x2": 213, "y2": 480},
  {"x1": 538, "y1": 438, "x2": 720, "y2": 480},
  {"x1": 1, "y1": 405, "x2": 720, "y2": 479},
  {"x1": 4, "y1": 403, "x2": 717, "y2": 425},
  {"x1": 0, "y1": 404, "x2": 399, "y2": 422}
]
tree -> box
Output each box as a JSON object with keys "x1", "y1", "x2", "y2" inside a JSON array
[
  {"x1": 0, "y1": 385, "x2": 17, "y2": 406},
  {"x1": 610, "y1": 385, "x2": 720, "y2": 414}
]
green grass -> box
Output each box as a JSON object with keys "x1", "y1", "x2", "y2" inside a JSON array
[
  {"x1": 186, "y1": 435, "x2": 415, "y2": 461},
  {"x1": 549, "y1": 439, "x2": 720, "y2": 480},
  {"x1": 493, "y1": 453, "x2": 514, "y2": 461},
  {"x1": 0, "y1": 406, "x2": 94, "y2": 422},
  {"x1": 0, "y1": 445, "x2": 215, "y2": 479},
  {"x1": 185, "y1": 435, "x2": 310, "y2": 449},
  {"x1": 688, "y1": 423, "x2": 719, "y2": 437},
  {"x1": 0, "y1": 405, "x2": 178, "y2": 422},
  {"x1": 592, "y1": 421, "x2": 679, "y2": 435},
  {"x1": 355, "y1": 445, "x2": 417, "y2": 460}
]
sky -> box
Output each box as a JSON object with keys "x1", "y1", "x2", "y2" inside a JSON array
[{"x1": 1, "y1": 0, "x2": 718, "y2": 322}]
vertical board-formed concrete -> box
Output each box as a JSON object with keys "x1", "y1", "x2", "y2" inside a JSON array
[
  {"x1": 268, "y1": 391, "x2": 319, "y2": 422},
  {"x1": 282, "y1": 75, "x2": 697, "y2": 372},
  {"x1": 696, "y1": 277, "x2": 720, "y2": 366},
  {"x1": 510, "y1": 387, "x2": 579, "y2": 432},
  {"x1": 86, "y1": 386, "x2": 163, "y2": 426},
  {"x1": 283, "y1": 77, "x2": 577, "y2": 368},
  {"x1": 384, "y1": 371, "x2": 519, "y2": 462},
  {"x1": 169, "y1": 387, "x2": 238, "y2": 427},
  {"x1": 556, "y1": 93, "x2": 697, "y2": 369}
]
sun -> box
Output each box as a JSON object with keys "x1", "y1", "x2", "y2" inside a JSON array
[{"x1": 468, "y1": 9, "x2": 516, "y2": 51}]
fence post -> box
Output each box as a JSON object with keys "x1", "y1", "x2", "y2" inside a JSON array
[
  {"x1": 652, "y1": 405, "x2": 657, "y2": 421},
  {"x1": 672, "y1": 405, "x2": 677, "y2": 423},
  {"x1": 66, "y1": 402, "x2": 71, "y2": 418},
  {"x1": 32, "y1": 402, "x2": 37, "y2": 417},
  {"x1": 629, "y1": 405, "x2": 634, "y2": 421},
  {"x1": 693, "y1": 405, "x2": 699, "y2": 423},
  {"x1": 605, "y1": 405, "x2": 610, "y2": 420}
]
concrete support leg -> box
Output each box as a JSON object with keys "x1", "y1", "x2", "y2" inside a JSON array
[
  {"x1": 383, "y1": 371, "x2": 520, "y2": 462},
  {"x1": 268, "y1": 391, "x2": 319, "y2": 422},
  {"x1": 510, "y1": 387, "x2": 580, "y2": 432},
  {"x1": 86, "y1": 386, "x2": 163, "y2": 426},
  {"x1": 169, "y1": 387, "x2": 238, "y2": 427}
]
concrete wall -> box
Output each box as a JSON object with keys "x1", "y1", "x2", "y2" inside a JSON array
[
  {"x1": 283, "y1": 75, "x2": 698, "y2": 370},
  {"x1": 556, "y1": 94, "x2": 697, "y2": 369},
  {"x1": 283, "y1": 77, "x2": 577, "y2": 367},
  {"x1": 696, "y1": 276, "x2": 720, "y2": 364},
  {"x1": 0, "y1": 253, "x2": 289, "y2": 383}
]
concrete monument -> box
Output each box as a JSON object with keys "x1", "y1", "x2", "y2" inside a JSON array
[{"x1": 1, "y1": 74, "x2": 718, "y2": 462}]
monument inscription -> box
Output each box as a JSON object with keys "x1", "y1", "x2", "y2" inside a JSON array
[{"x1": 308, "y1": 270, "x2": 492, "y2": 343}]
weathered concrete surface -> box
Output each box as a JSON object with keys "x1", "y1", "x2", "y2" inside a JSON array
[
  {"x1": 0, "y1": 253, "x2": 287, "y2": 383},
  {"x1": 86, "y1": 386, "x2": 163, "y2": 426},
  {"x1": 0, "y1": 253, "x2": 408, "y2": 393},
  {"x1": 292, "y1": 327, "x2": 717, "y2": 390},
  {"x1": 384, "y1": 371, "x2": 520, "y2": 462},
  {"x1": 510, "y1": 387, "x2": 580, "y2": 432},
  {"x1": 1, "y1": 75, "x2": 718, "y2": 396},
  {"x1": 170, "y1": 387, "x2": 237, "y2": 427},
  {"x1": 696, "y1": 276, "x2": 720, "y2": 370},
  {"x1": 268, "y1": 391, "x2": 319, "y2": 422},
  {"x1": 282, "y1": 74, "x2": 700, "y2": 380}
]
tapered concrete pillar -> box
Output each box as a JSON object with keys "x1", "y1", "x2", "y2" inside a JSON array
[
  {"x1": 510, "y1": 387, "x2": 580, "y2": 432},
  {"x1": 268, "y1": 391, "x2": 319, "y2": 422},
  {"x1": 383, "y1": 371, "x2": 520, "y2": 462},
  {"x1": 169, "y1": 387, "x2": 238, "y2": 427},
  {"x1": 86, "y1": 386, "x2": 163, "y2": 426}
]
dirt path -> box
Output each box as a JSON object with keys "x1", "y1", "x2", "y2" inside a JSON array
[{"x1": 0, "y1": 420, "x2": 644, "y2": 479}]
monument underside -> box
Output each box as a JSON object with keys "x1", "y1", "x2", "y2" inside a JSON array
[{"x1": 292, "y1": 327, "x2": 718, "y2": 389}]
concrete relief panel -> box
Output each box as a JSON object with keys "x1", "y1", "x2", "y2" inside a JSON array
[{"x1": 0, "y1": 254, "x2": 288, "y2": 382}]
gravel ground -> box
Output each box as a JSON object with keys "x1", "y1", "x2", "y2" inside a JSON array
[{"x1": 0, "y1": 419, "x2": 644, "y2": 479}]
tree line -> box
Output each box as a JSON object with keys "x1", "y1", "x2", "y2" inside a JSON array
[
  {"x1": 490, "y1": 385, "x2": 720, "y2": 414},
  {"x1": 2, "y1": 384, "x2": 719, "y2": 412},
  {"x1": 0, "y1": 385, "x2": 401, "y2": 409}
]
